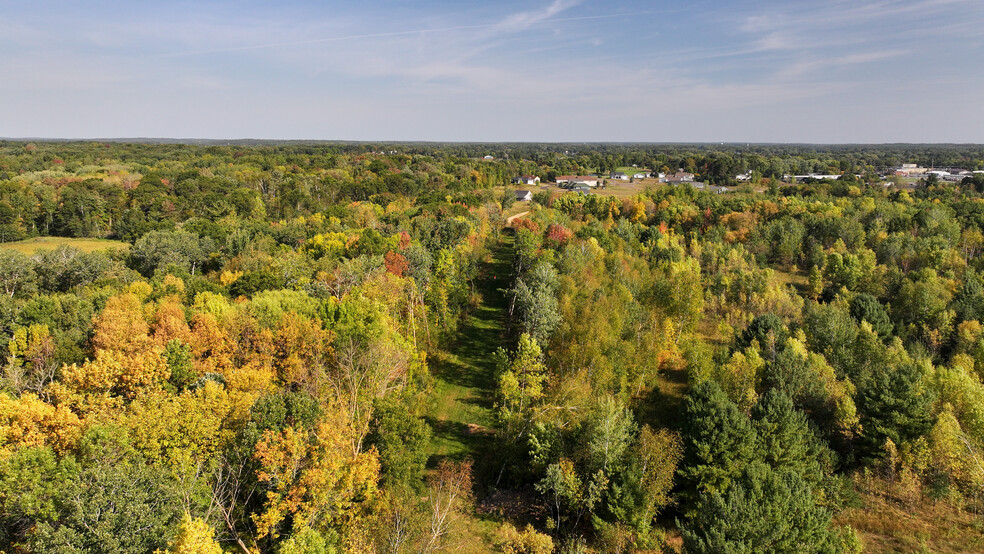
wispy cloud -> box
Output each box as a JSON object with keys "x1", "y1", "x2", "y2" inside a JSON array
[
  {"x1": 161, "y1": 1, "x2": 641, "y2": 59},
  {"x1": 776, "y1": 49, "x2": 910, "y2": 79},
  {"x1": 494, "y1": 0, "x2": 580, "y2": 31},
  {"x1": 2, "y1": 0, "x2": 982, "y2": 141}
]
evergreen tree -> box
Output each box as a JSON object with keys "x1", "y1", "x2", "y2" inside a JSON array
[
  {"x1": 752, "y1": 389, "x2": 831, "y2": 485},
  {"x1": 681, "y1": 464, "x2": 840, "y2": 554},
  {"x1": 677, "y1": 381, "x2": 758, "y2": 507},
  {"x1": 736, "y1": 314, "x2": 789, "y2": 361},
  {"x1": 855, "y1": 360, "x2": 935, "y2": 461},
  {"x1": 849, "y1": 294, "x2": 892, "y2": 339},
  {"x1": 954, "y1": 268, "x2": 984, "y2": 323}
]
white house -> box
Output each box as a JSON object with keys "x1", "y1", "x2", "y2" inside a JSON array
[
  {"x1": 511, "y1": 175, "x2": 540, "y2": 186},
  {"x1": 515, "y1": 190, "x2": 533, "y2": 202},
  {"x1": 557, "y1": 175, "x2": 599, "y2": 187},
  {"x1": 610, "y1": 172, "x2": 629, "y2": 180},
  {"x1": 666, "y1": 172, "x2": 695, "y2": 183},
  {"x1": 632, "y1": 172, "x2": 648, "y2": 179}
]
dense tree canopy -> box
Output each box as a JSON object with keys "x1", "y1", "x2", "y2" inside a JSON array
[{"x1": 0, "y1": 140, "x2": 982, "y2": 552}]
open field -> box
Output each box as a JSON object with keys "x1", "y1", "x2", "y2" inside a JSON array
[
  {"x1": 0, "y1": 236, "x2": 129, "y2": 255},
  {"x1": 839, "y1": 477, "x2": 984, "y2": 553}
]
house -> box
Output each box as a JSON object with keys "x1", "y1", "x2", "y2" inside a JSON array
[
  {"x1": 512, "y1": 175, "x2": 540, "y2": 186},
  {"x1": 483, "y1": 155, "x2": 495, "y2": 160},
  {"x1": 632, "y1": 172, "x2": 648, "y2": 179},
  {"x1": 666, "y1": 172, "x2": 695, "y2": 183},
  {"x1": 735, "y1": 171, "x2": 753, "y2": 181},
  {"x1": 610, "y1": 172, "x2": 629, "y2": 180},
  {"x1": 515, "y1": 190, "x2": 533, "y2": 202},
  {"x1": 557, "y1": 175, "x2": 599, "y2": 187},
  {"x1": 570, "y1": 179, "x2": 598, "y2": 188}
]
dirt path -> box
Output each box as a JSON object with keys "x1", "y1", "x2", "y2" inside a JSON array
[{"x1": 505, "y1": 211, "x2": 529, "y2": 226}]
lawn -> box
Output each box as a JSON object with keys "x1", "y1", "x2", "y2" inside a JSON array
[
  {"x1": 614, "y1": 166, "x2": 651, "y2": 175},
  {"x1": 0, "y1": 236, "x2": 129, "y2": 255}
]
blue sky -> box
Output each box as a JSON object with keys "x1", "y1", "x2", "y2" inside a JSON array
[{"x1": 2, "y1": 0, "x2": 983, "y2": 142}]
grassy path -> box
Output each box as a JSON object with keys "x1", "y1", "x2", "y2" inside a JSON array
[{"x1": 425, "y1": 232, "x2": 514, "y2": 465}]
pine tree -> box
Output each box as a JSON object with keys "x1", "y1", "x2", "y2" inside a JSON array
[
  {"x1": 855, "y1": 360, "x2": 935, "y2": 461},
  {"x1": 752, "y1": 389, "x2": 830, "y2": 486},
  {"x1": 677, "y1": 381, "x2": 758, "y2": 507},
  {"x1": 681, "y1": 463, "x2": 839, "y2": 554}
]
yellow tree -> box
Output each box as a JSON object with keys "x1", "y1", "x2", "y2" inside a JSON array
[
  {"x1": 0, "y1": 392, "x2": 83, "y2": 456},
  {"x1": 252, "y1": 406, "x2": 380, "y2": 546},
  {"x1": 92, "y1": 293, "x2": 153, "y2": 356},
  {"x1": 158, "y1": 513, "x2": 223, "y2": 554},
  {"x1": 151, "y1": 300, "x2": 193, "y2": 346},
  {"x1": 61, "y1": 348, "x2": 169, "y2": 400},
  {"x1": 273, "y1": 312, "x2": 333, "y2": 394}
]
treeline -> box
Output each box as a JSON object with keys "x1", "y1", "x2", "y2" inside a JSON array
[{"x1": 3, "y1": 141, "x2": 984, "y2": 244}]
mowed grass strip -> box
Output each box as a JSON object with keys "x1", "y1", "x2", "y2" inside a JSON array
[
  {"x1": 426, "y1": 234, "x2": 514, "y2": 464},
  {"x1": 0, "y1": 236, "x2": 129, "y2": 255}
]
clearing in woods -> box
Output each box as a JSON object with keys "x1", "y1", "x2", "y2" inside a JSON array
[
  {"x1": 0, "y1": 236, "x2": 129, "y2": 255},
  {"x1": 425, "y1": 232, "x2": 514, "y2": 467}
]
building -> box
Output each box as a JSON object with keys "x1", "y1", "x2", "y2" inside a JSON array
[
  {"x1": 894, "y1": 164, "x2": 928, "y2": 176},
  {"x1": 666, "y1": 172, "x2": 695, "y2": 183},
  {"x1": 610, "y1": 172, "x2": 629, "y2": 180},
  {"x1": 512, "y1": 175, "x2": 540, "y2": 186},
  {"x1": 632, "y1": 172, "x2": 648, "y2": 179},
  {"x1": 557, "y1": 175, "x2": 599, "y2": 187},
  {"x1": 515, "y1": 190, "x2": 533, "y2": 202}
]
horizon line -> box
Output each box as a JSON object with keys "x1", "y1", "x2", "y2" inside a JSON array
[{"x1": 4, "y1": 137, "x2": 984, "y2": 147}]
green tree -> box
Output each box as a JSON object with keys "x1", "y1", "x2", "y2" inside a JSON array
[
  {"x1": 681, "y1": 464, "x2": 840, "y2": 554},
  {"x1": 129, "y1": 229, "x2": 215, "y2": 277},
  {"x1": 510, "y1": 262, "x2": 561, "y2": 345},
  {"x1": 736, "y1": 314, "x2": 789, "y2": 361},
  {"x1": 855, "y1": 358, "x2": 935, "y2": 461},
  {"x1": 677, "y1": 381, "x2": 758, "y2": 506},
  {"x1": 582, "y1": 395, "x2": 636, "y2": 475},
  {"x1": 849, "y1": 294, "x2": 892, "y2": 339},
  {"x1": 752, "y1": 389, "x2": 830, "y2": 486},
  {"x1": 0, "y1": 249, "x2": 36, "y2": 298},
  {"x1": 366, "y1": 395, "x2": 432, "y2": 490},
  {"x1": 28, "y1": 429, "x2": 185, "y2": 553}
]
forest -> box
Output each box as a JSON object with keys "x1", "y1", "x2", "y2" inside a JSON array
[{"x1": 2, "y1": 140, "x2": 984, "y2": 552}]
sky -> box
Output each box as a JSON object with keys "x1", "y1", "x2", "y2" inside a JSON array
[{"x1": 2, "y1": 0, "x2": 983, "y2": 143}]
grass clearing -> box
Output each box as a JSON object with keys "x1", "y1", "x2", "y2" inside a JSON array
[
  {"x1": 422, "y1": 232, "x2": 516, "y2": 552},
  {"x1": 838, "y1": 476, "x2": 984, "y2": 553},
  {"x1": 425, "y1": 233, "x2": 513, "y2": 465},
  {"x1": 0, "y1": 236, "x2": 129, "y2": 255}
]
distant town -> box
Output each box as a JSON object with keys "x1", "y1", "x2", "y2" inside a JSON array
[{"x1": 505, "y1": 162, "x2": 984, "y2": 202}]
